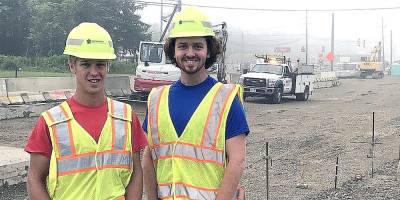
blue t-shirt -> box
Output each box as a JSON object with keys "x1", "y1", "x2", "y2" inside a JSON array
[{"x1": 142, "y1": 76, "x2": 249, "y2": 140}]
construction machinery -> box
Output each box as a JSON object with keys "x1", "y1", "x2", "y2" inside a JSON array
[
  {"x1": 214, "y1": 22, "x2": 228, "y2": 83},
  {"x1": 359, "y1": 43, "x2": 384, "y2": 79}
]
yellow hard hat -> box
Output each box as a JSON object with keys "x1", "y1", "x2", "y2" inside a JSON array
[
  {"x1": 169, "y1": 7, "x2": 215, "y2": 38},
  {"x1": 63, "y1": 22, "x2": 116, "y2": 59}
]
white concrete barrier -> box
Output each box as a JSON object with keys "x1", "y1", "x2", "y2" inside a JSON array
[
  {"x1": 315, "y1": 71, "x2": 338, "y2": 82},
  {"x1": 21, "y1": 92, "x2": 46, "y2": 103},
  {"x1": 42, "y1": 90, "x2": 68, "y2": 101},
  {"x1": 105, "y1": 76, "x2": 131, "y2": 97},
  {"x1": 5, "y1": 77, "x2": 75, "y2": 93},
  {"x1": 0, "y1": 96, "x2": 10, "y2": 105},
  {"x1": 0, "y1": 79, "x2": 7, "y2": 97},
  {"x1": 0, "y1": 146, "x2": 29, "y2": 187},
  {"x1": 0, "y1": 79, "x2": 10, "y2": 105},
  {"x1": 7, "y1": 92, "x2": 24, "y2": 104},
  {"x1": 314, "y1": 71, "x2": 340, "y2": 89},
  {"x1": 0, "y1": 76, "x2": 133, "y2": 104}
]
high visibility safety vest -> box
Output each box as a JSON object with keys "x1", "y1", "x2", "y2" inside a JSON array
[
  {"x1": 147, "y1": 82, "x2": 241, "y2": 200},
  {"x1": 42, "y1": 98, "x2": 133, "y2": 200}
]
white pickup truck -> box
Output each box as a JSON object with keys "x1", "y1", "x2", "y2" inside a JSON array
[{"x1": 238, "y1": 63, "x2": 314, "y2": 104}]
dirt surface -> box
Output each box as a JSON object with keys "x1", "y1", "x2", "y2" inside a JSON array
[{"x1": 1, "y1": 77, "x2": 400, "y2": 199}]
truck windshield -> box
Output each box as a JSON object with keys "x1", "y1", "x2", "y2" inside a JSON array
[
  {"x1": 140, "y1": 43, "x2": 163, "y2": 63},
  {"x1": 250, "y1": 64, "x2": 282, "y2": 75}
]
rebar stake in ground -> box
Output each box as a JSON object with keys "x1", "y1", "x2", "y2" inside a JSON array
[
  {"x1": 350, "y1": 112, "x2": 382, "y2": 178},
  {"x1": 296, "y1": 161, "x2": 309, "y2": 189}
]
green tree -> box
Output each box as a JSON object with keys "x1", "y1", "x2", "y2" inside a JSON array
[
  {"x1": 0, "y1": 0, "x2": 31, "y2": 55},
  {"x1": 27, "y1": 0, "x2": 150, "y2": 57},
  {"x1": 28, "y1": 0, "x2": 77, "y2": 56},
  {"x1": 73, "y1": 0, "x2": 151, "y2": 56}
]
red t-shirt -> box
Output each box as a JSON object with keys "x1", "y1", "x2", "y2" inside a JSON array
[{"x1": 25, "y1": 98, "x2": 148, "y2": 158}]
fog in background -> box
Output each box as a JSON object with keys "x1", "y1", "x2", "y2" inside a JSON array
[{"x1": 137, "y1": 0, "x2": 400, "y2": 66}]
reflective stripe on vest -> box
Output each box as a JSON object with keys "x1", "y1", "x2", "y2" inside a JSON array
[
  {"x1": 151, "y1": 143, "x2": 224, "y2": 166},
  {"x1": 148, "y1": 86, "x2": 165, "y2": 146},
  {"x1": 57, "y1": 152, "x2": 132, "y2": 176},
  {"x1": 158, "y1": 183, "x2": 217, "y2": 200},
  {"x1": 46, "y1": 103, "x2": 74, "y2": 157},
  {"x1": 47, "y1": 99, "x2": 131, "y2": 176},
  {"x1": 201, "y1": 84, "x2": 236, "y2": 148},
  {"x1": 96, "y1": 152, "x2": 132, "y2": 169},
  {"x1": 109, "y1": 98, "x2": 129, "y2": 150},
  {"x1": 57, "y1": 154, "x2": 96, "y2": 176}
]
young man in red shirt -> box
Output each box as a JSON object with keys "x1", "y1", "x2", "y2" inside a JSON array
[{"x1": 25, "y1": 22, "x2": 147, "y2": 200}]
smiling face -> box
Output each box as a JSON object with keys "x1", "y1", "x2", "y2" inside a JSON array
[
  {"x1": 69, "y1": 57, "x2": 109, "y2": 96},
  {"x1": 174, "y1": 37, "x2": 208, "y2": 75}
]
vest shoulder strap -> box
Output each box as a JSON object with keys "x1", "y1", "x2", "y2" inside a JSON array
[
  {"x1": 221, "y1": 83, "x2": 243, "y2": 104},
  {"x1": 108, "y1": 98, "x2": 132, "y2": 122},
  {"x1": 42, "y1": 101, "x2": 72, "y2": 126},
  {"x1": 148, "y1": 85, "x2": 169, "y2": 108}
]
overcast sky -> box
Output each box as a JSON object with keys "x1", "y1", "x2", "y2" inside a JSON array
[{"x1": 137, "y1": 0, "x2": 400, "y2": 60}]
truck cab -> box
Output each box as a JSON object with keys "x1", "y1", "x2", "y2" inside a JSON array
[
  {"x1": 133, "y1": 42, "x2": 180, "y2": 97},
  {"x1": 239, "y1": 62, "x2": 314, "y2": 104}
]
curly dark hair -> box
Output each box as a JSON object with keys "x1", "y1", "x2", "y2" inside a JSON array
[{"x1": 163, "y1": 36, "x2": 222, "y2": 69}]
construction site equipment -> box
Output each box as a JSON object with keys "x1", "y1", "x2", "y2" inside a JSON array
[
  {"x1": 214, "y1": 22, "x2": 228, "y2": 83},
  {"x1": 238, "y1": 54, "x2": 314, "y2": 104},
  {"x1": 132, "y1": 41, "x2": 179, "y2": 100},
  {"x1": 359, "y1": 43, "x2": 384, "y2": 79}
]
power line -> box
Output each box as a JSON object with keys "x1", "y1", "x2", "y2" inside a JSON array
[{"x1": 135, "y1": 1, "x2": 400, "y2": 12}]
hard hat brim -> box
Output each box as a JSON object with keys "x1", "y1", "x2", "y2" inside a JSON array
[
  {"x1": 64, "y1": 51, "x2": 116, "y2": 60},
  {"x1": 169, "y1": 31, "x2": 215, "y2": 38}
]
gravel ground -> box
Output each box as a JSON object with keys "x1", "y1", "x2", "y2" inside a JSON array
[{"x1": 1, "y1": 76, "x2": 400, "y2": 199}]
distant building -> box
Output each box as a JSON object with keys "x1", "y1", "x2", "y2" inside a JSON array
[{"x1": 334, "y1": 44, "x2": 370, "y2": 63}]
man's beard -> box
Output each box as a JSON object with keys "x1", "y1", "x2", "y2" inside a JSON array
[{"x1": 178, "y1": 56, "x2": 205, "y2": 75}]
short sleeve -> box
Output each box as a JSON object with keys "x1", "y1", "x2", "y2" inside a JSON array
[
  {"x1": 225, "y1": 96, "x2": 250, "y2": 140},
  {"x1": 24, "y1": 116, "x2": 52, "y2": 158}
]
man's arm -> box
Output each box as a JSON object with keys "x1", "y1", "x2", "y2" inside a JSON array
[
  {"x1": 27, "y1": 153, "x2": 51, "y2": 200},
  {"x1": 216, "y1": 134, "x2": 246, "y2": 200},
  {"x1": 142, "y1": 146, "x2": 158, "y2": 200},
  {"x1": 125, "y1": 151, "x2": 143, "y2": 200}
]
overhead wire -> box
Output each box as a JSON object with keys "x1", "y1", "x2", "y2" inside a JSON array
[{"x1": 135, "y1": 1, "x2": 400, "y2": 12}]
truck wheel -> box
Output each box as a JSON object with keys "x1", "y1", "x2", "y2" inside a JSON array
[
  {"x1": 296, "y1": 86, "x2": 309, "y2": 101},
  {"x1": 270, "y1": 88, "x2": 282, "y2": 104}
]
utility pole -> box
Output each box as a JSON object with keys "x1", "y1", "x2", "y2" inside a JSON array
[
  {"x1": 305, "y1": 10, "x2": 308, "y2": 65},
  {"x1": 160, "y1": 0, "x2": 163, "y2": 36},
  {"x1": 159, "y1": 0, "x2": 181, "y2": 42},
  {"x1": 382, "y1": 17, "x2": 385, "y2": 64},
  {"x1": 390, "y1": 30, "x2": 393, "y2": 66},
  {"x1": 331, "y1": 13, "x2": 335, "y2": 71},
  {"x1": 241, "y1": 31, "x2": 244, "y2": 70}
]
